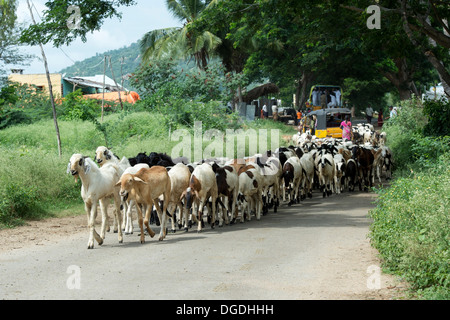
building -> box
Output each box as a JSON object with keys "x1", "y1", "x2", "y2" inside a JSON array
[
  {"x1": 62, "y1": 75, "x2": 126, "y2": 96},
  {"x1": 8, "y1": 71, "x2": 139, "y2": 104},
  {"x1": 8, "y1": 71, "x2": 63, "y2": 98}
]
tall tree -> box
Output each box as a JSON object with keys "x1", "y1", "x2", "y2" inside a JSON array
[
  {"x1": 20, "y1": 0, "x2": 136, "y2": 47},
  {"x1": 139, "y1": 0, "x2": 221, "y2": 70}
]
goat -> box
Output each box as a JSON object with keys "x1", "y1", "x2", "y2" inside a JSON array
[
  {"x1": 238, "y1": 168, "x2": 263, "y2": 222},
  {"x1": 120, "y1": 163, "x2": 150, "y2": 234},
  {"x1": 352, "y1": 146, "x2": 374, "y2": 192},
  {"x1": 333, "y1": 153, "x2": 346, "y2": 194},
  {"x1": 67, "y1": 154, "x2": 123, "y2": 249},
  {"x1": 345, "y1": 158, "x2": 359, "y2": 192},
  {"x1": 299, "y1": 152, "x2": 314, "y2": 200},
  {"x1": 184, "y1": 163, "x2": 218, "y2": 232},
  {"x1": 94, "y1": 146, "x2": 131, "y2": 232},
  {"x1": 282, "y1": 156, "x2": 303, "y2": 205},
  {"x1": 318, "y1": 153, "x2": 335, "y2": 197},
  {"x1": 115, "y1": 166, "x2": 171, "y2": 243},
  {"x1": 211, "y1": 163, "x2": 239, "y2": 226},
  {"x1": 167, "y1": 163, "x2": 191, "y2": 232}
]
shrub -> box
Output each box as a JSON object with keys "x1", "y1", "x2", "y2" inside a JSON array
[
  {"x1": 369, "y1": 154, "x2": 450, "y2": 299},
  {"x1": 382, "y1": 98, "x2": 428, "y2": 170},
  {"x1": 0, "y1": 183, "x2": 44, "y2": 228},
  {"x1": 422, "y1": 98, "x2": 450, "y2": 137}
]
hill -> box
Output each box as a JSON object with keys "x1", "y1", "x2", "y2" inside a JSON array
[{"x1": 59, "y1": 42, "x2": 141, "y2": 91}]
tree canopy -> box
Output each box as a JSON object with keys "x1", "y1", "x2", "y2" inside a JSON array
[{"x1": 18, "y1": 0, "x2": 450, "y2": 109}]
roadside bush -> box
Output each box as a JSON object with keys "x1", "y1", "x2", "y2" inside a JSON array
[
  {"x1": 369, "y1": 153, "x2": 450, "y2": 299},
  {"x1": 422, "y1": 98, "x2": 450, "y2": 137},
  {"x1": 0, "y1": 183, "x2": 44, "y2": 228},
  {"x1": 382, "y1": 98, "x2": 428, "y2": 170},
  {"x1": 370, "y1": 97, "x2": 450, "y2": 299}
]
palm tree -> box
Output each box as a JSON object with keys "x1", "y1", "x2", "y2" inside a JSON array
[{"x1": 139, "y1": 0, "x2": 221, "y2": 70}]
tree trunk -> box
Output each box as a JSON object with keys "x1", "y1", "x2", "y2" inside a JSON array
[
  {"x1": 27, "y1": 0, "x2": 62, "y2": 157},
  {"x1": 400, "y1": 0, "x2": 450, "y2": 97},
  {"x1": 381, "y1": 57, "x2": 418, "y2": 100},
  {"x1": 295, "y1": 71, "x2": 314, "y2": 109}
]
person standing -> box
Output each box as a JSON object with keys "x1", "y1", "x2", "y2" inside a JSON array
[
  {"x1": 311, "y1": 115, "x2": 317, "y2": 136},
  {"x1": 334, "y1": 88, "x2": 341, "y2": 107},
  {"x1": 297, "y1": 110, "x2": 302, "y2": 126},
  {"x1": 377, "y1": 108, "x2": 384, "y2": 128},
  {"x1": 312, "y1": 88, "x2": 320, "y2": 106},
  {"x1": 340, "y1": 115, "x2": 352, "y2": 141},
  {"x1": 272, "y1": 103, "x2": 278, "y2": 121},
  {"x1": 320, "y1": 91, "x2": 327, "y2": 109},
  {"x1": 366, "y1": 105, "x2": 374, "y2": 124},
  {"x1": 262, "y1": 104, "x2": 268, "y2": 119}
]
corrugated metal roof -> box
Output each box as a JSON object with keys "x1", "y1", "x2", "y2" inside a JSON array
[{"x1": 63, "y1": 75, "x2": 127, "y2": 92}]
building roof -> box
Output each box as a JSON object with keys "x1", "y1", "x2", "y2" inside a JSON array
[{"x1": 63, "y1": 75, "x2": 126, "y2": 92}]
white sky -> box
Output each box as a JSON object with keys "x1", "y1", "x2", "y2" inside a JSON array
[{"x1": 12, "y1": 0, "x2": 182, "y2": 74}]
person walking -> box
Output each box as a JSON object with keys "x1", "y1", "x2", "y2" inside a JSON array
[
  {"x1": 366, "y1": 105, "x2": 374, "y2": 124},
  {"x1": 340, "y1": 115, "x2": 352, "y2": 141}
]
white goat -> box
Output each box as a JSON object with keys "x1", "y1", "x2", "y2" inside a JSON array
[
  {"x1": 167, "y1": 163, "x2": 191, "y2": 232},
  {"x1": 94, "y1": 146, "x2": 131, "y2": 232},
  {"x1": 318, "y1": 153, "x2": 335, "y2": 198},
  {"x1": 238, "y1": 167, "x2": 263, "y2": 222},
  {"x1": 67, "y1": 154, "x2": 123, "y2": 249},
  {"x1": 184, "y1": 163, "x2": 218, "y2": 232}
]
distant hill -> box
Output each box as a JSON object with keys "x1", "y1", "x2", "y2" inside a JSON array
[{"x1": 59, "y1": 42, "x2": 141, "y2": 91}]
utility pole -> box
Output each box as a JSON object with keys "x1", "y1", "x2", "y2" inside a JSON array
[
  {"x1": 101, "y1": 55, "x2": 106, "y2": 122},
  {"x1": 108, "y1": 56, "x2": 123, "y2": 110},
  {"x1": 27, "y1": 0, "x2": 62, "y2": 157}
]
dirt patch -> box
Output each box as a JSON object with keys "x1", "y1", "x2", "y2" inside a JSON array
[{"x1": 0, "y1": 214, "x2": 87, "y2": 253}]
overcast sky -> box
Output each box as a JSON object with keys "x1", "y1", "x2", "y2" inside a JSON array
[{"x1": 13, "y1": 0, "x2": 182, "y2": 74}]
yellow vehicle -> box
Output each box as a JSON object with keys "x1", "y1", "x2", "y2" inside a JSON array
[
  {"x1": 305, "y1": 108, "x2": 352, "y2": 139},
  {"x1": 307, "y1": 85, "x2": 343, "y2": 111}
]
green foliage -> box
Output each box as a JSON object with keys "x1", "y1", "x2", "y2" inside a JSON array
[
  {"x1": 19, "y1": 0, "x2": 136, "y2": 47},
  {"x1": 369, "y1": 155, "x2": 450, "y2": 299},
  {"x1": 0, "y1": 183, "x2": 44, "y2": 228},
  {"x1": 423, "y1": 98, "x2": 450, "y2": 137},
  {"x1": 59, "y1": 89, "x2": 99, "y2": 121},
  {"x1": 370, "y1": 97, "x2": 450, "y2": 299},
  {"x1": 382, "y1": 98, "x2": 428, "y2": 170}
]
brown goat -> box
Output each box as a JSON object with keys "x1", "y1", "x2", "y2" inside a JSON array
[{"x1": 116, "y1": 166, "x2": 171, "y2": 243}]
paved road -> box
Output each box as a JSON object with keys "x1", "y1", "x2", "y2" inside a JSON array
[{"x1": 0, "y1": 190, "x2": 399, "y2": 300}]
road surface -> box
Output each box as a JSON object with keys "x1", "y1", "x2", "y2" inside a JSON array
[{"x1": 0, "y1": 189, "x2": 405, "y2": 300}]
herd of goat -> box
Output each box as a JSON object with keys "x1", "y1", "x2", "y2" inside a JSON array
[{"x1": 67, "y1": 123, "x2": 393, "y2": 249}]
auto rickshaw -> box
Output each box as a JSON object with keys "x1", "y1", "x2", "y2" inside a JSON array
[{"x1": 305, "y1": 108, "x2": 352, "y2": 139}]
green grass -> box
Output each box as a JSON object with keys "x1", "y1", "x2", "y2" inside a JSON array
[{"x1": 369, "y1": 156, "x2": 450, "y2": 299}]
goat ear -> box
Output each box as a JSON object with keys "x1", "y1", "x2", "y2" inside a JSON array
[
  {"x1": 84, "y1": 163, "x2": 91, "y2": 174},
  {"x1": 66, "y1": 162, "x2": 71, "y2": 174},
  {"x1": 115, "y1": 181, "x2": 121, "y2": 187},
  {"x1": 133, "y1": 177, "x2": 147, "y2": 184}
]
